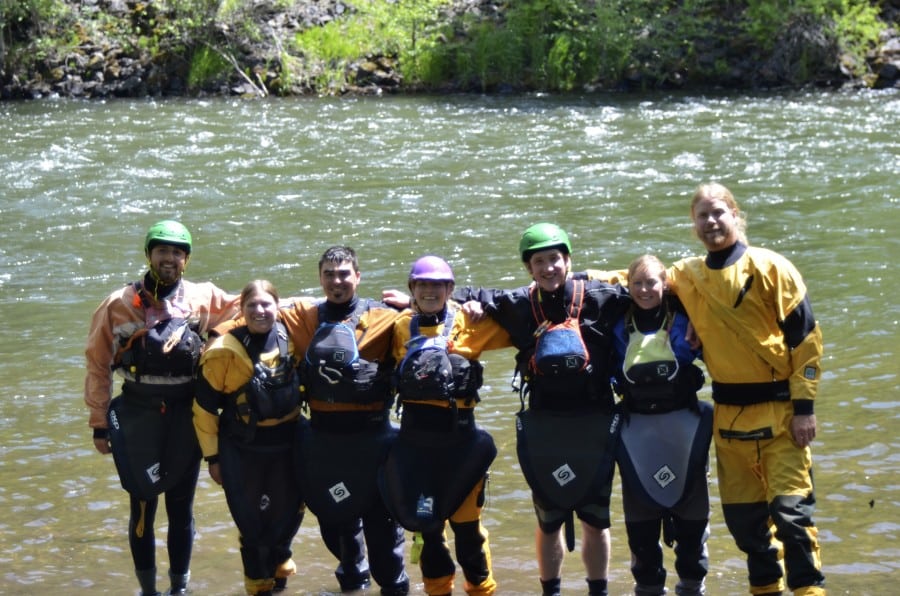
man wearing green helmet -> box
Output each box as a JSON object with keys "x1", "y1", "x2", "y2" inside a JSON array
[
  {"x1": 84, "y1": 220, "x2": 240, "y2": 596},
  {"x1": 451, "y1": 223, "x2": 632, "y2": 596}
]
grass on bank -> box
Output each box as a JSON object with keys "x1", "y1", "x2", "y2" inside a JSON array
[
  {"x1": 290, "y1": 0, "x2": 885, "y2": 93},
  {"x1": 0, "y1": 0, "x2": 889, "y2": 94}
]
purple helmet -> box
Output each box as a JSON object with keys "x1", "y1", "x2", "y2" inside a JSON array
[{"x1": 408, "y1": 255, "x2": 454, "y2": 283}]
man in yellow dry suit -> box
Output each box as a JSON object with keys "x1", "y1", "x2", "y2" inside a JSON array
[{"x1": 667, "y1": 182, "x2": 826, "y2": 596}]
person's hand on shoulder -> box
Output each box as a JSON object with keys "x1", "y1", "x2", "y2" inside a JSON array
[
  {"x1": 382, "y1": 289, "x2": 411, "y2": 309},
  {"x1": 462, "y1": 300, "x2": 486, "y2": 322}
]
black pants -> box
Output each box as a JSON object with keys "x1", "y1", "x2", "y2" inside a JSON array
[
  {"x1": 220, "y1": 428, "x2": 304, "y2": 583},
  {"x1": 319, "y1": 500, "x2": 409, "y2": 595},
  {"x1": 723, "y1": 494, "x2": 825, "y2": 591},
  {"x1": 128, "y1": 457, "x2": 200, "y2": 575},
  {"x1": 626, "y1": 517, "x2": 709, "y2": 587}
]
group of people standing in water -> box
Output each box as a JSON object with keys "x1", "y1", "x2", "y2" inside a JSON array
[{"x1": 84, "y1": 182, "x2": 827, "y2": 596}]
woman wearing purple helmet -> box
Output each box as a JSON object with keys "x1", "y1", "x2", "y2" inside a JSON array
[{"x1": 379, "y1": 255, "x2": 510, "y2": 596}]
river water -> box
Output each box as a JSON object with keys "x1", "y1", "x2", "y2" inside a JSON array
[{"x1": 1, "y1": 90, "x2": 898, "y2": 594}]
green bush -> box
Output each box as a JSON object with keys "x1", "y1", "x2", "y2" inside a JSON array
[
  {"x1": 291, "y1": 0, "x2": 451, "y2": 91},
  {"x1": 187, "y1": 44, "x2": 231, "y2": 90},
  {"x1": 1, "y1": 0, "x2": 892, "y2": 95},
  {"x1": 832, "y1": 0, "x2": 883, "y2": 76}
]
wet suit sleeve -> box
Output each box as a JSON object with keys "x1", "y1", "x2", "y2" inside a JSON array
[
  {"x1": 194, "y1": 335, "x2": 254, "y2": 459},
  {"x1": 84, "y1": 286, "x2": 140, "y2": 430},
  {"x1": 451, "y1": 285, "x2": 532, "y2": 339},
  {"x1": 275, "y1": 298, "x2": 320, "y2": 356},
  {"x1": 450, "y1": 308, "x2": 514, "y2": 359},
  {"x1": 781, "y1": 294, "x2": 823, "y2": 414},
  {"x1": 762, "y1": 253, "x2": 823, "y2": 413},
  {"x1": 185, "y1": 281, "x2": 241, "y2": 335},
  {"x1": 580, "y1": 268, "x2": 630, "y2": 286},
  {"x1": 192, "y1": 396, "x2": 220, "y2": 460},
  {"x1": 357, "y1": 301, "x2": 403, "y2": 364},
  {"x1": 84, "y1": 299, "x2": 118, "y2": 430},
  {"x1": 392, "y1": 310, "x2": 414, "y2": 362},
  {"x1": 666, "y1": 296, "x2": 702, "y2": 364}
]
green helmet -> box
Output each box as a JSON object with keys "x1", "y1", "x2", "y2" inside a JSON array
[
  {"x1": 144, "y1": 220, "x2": 192, "y2": 255},
  {"x1": 519, "y1": 223, "x2": 571, "y2": 261}
]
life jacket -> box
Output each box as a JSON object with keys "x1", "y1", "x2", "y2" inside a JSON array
[
  {"x1": 114, "y1": 281, "x2": 202, "y2": 381},
  {"x1": 619, "y1": 306, "x2": 702, "y2": 414},
  {"x1": 395, "y1": 308, "x2": 484, "y2": 433},
  {"x1": 302, "y1": 301, "x2": 386, "y2": 405},
  {"x1": 621, "y1": 307, "x2": 679, "y2": 412},
  {"x1": 228, "y1": 322, "x2": 301, "y2": 424},
  {"x1": 396, "y1": 307, "x2": 484, "y2": 401},
  {"x1": 521, "y1": 280, "x2": 593, "y2": 408},
  {"x1": 395, "y1": 308, "x2": 456, "y2": 400}
]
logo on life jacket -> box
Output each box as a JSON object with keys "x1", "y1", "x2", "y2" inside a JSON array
[
  {"x1": 552, "y1": 463, "x2": 577, "y2": 487},
  {"x1": 416, "y1": 494, "x2": 435, "y2": 518},
  {"x1": 145, "y1": 461, "x2": 162, "y2": 484},
  {"x1": 653, "y1": 464, "x2": 676, "y2": 488}
]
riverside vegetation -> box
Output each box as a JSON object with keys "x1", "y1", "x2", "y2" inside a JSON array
[{"x1": 0, "y1": 0, "x2": 897, "y2": 100}]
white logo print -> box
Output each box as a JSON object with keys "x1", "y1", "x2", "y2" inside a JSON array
[
  {"x1": 329, "y1": 482, "x2": 351, "y2": 503},
  {"x1": 552, "y1": 464, "x2": 576, "y2": 487},
  {"x1": 145, "y1": 462, "x2": 161, "y2": 484},
  {"x1": 416, "y1": 494, "x2": 434, "y2": 518},
  {"x1": 653, "y1": 465, "x2": 676, "y2": 488}
]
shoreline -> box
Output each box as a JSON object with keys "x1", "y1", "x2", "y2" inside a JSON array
[{"x1": 2, "y1": 1, "x2": 898, "y2": 101}]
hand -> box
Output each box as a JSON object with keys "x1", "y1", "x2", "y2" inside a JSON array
[
  {"x1": 208, "y1": 462, "x2": 223, "y2": 485},
  {"x1": 93, "y1": 436, "x2": 112, "y2": 455},
  {"x1": 462, "y1": 300, "x2": 486, "y2": 322},
  {"x1": 381, "y1": 289, "x2": 410, "y2": 309},
  {"x1": 790, "y1": 414, "x2": 817, "y2": 448}
]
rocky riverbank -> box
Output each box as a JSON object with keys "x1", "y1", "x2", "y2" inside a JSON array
[{"x1": 1, "y1": 0, "x2": 898, "y2": 100}]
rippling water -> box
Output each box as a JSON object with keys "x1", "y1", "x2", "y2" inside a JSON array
[{"x1": 1, "y1": 90, "x2": 898, "y2": 594}]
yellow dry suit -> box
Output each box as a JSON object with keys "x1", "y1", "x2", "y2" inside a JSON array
[
  {"x1": 194, "y1": 321, "x2": 304, "y2": 595},
  {"x1": 668, "y1": 243, "x2": 825, "y2": 596}
]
